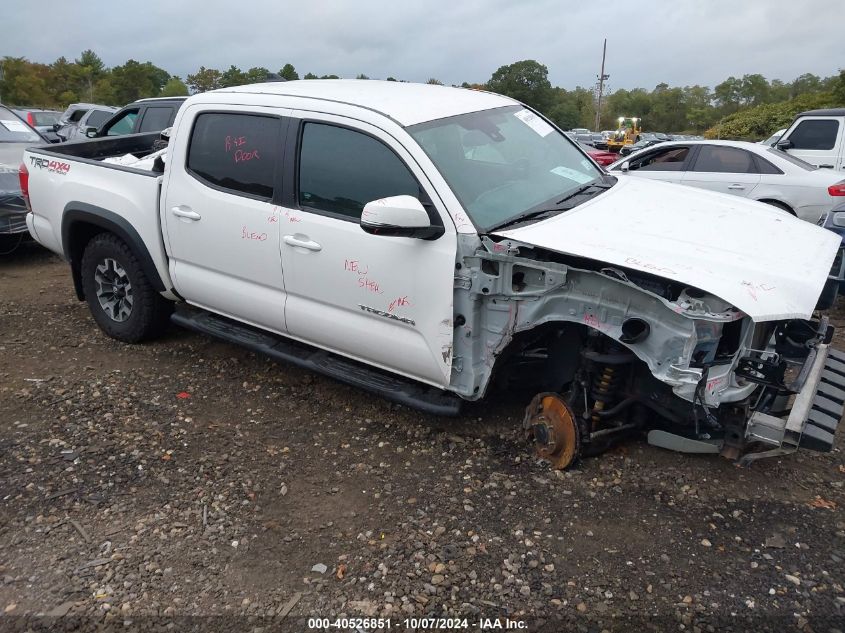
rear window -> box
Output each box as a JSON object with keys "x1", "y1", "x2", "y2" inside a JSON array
[
  {"x1": 138, "y1": 107, "x2": 173, "y2": 133},
  {"x1": 788, "y1": 119, "x2": 839, "y2": 150},
  {"x1": 767, "y1": 148, "x2": 817, "y2": 171},
  {"x1": 32, "y1": 111, "x2": 59, "y2": 126},
  {"x1": 187, "y1": 112, "x2": 280, "y2": 199}
]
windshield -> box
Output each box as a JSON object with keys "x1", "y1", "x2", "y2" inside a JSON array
[
  {"x1": 0, "y1": 108, "x2": 42, "y2": 143},
  {"x1": 408, "y1": 106, "x2": 603, "y2": 231}
]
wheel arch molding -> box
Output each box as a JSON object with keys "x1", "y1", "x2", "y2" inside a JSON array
[{"x1": 61, "y1": 202, "x2": 166, "y2": 300}]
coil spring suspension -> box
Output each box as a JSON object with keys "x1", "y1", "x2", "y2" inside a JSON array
[{"x1": 584, "y1": 342, "x2": 635, "y2": 430}]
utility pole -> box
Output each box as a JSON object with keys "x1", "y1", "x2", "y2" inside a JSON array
[{"x1": 594, "y1": 38, "x2": 609, "y2": 131}]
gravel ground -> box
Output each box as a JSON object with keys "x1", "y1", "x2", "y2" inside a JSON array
[{"x1": 1, "y1": 241, "x2": 845, "y2": 632}]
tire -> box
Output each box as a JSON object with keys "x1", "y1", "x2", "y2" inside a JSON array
[{"x1": 80, "y1": 232, "x2": 172, "y2": 343}]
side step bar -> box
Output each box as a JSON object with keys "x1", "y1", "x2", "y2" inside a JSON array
[{"x1": 170, "y1": 310, "x2": 463, "y2": 417}]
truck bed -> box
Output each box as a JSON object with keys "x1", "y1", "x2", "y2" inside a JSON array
[
  {"x1": 27, "y1": 131, "x2": 162, "y2": 173},
  {"x1": 24, "y1": 131, "x2": 173, "y2": 292}
]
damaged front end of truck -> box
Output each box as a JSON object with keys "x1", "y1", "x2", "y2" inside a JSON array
[{"x1": 449, "y1": 233, "x2": 844, "y2": 469}]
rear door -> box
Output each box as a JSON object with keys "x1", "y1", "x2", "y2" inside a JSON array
[
  {"x1": 161, "y1": 104, "x2": 291, "y2": 333},
  {"x1": 781, "y1": 116, "x2": 843, "y2": 169},
  {"x1": 682, "y1": 145, "x2": 760, "y2": 197},
  {"x1": 277, "y1": 113, "x2": 457, "y2": 387},
  {"x1": 620, "y1": 144, "x2": 692, "y2": 184}
]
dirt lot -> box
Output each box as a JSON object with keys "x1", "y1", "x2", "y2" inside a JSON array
[{"x1": 1, "y1": 241, "x2": 845, "y2": 632}]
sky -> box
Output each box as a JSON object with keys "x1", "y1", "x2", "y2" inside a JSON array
[{"x1": 3, "y1": 0, "x2": 842, "y2": 91}]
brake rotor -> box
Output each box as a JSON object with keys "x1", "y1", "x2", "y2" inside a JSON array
[{"x1": 523, "y1": 392, "x2": 581, "y2": 470}]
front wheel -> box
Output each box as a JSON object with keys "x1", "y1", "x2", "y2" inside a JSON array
[{"x1": 80, "y1": 233, "x2": 172, "y2": 343}]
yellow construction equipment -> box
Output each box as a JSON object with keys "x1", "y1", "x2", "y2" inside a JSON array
[{"x1": 606, "y1": 117, "x2": 641, "y2": 153}]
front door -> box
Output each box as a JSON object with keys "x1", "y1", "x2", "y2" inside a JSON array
[
  {"x1": 782, "y1": 117, "x2": 843, "y2": 169},
  {"x1": 278, "y1": 114, "x2": 457, "y2": 387},
  {"x1": 623, "y1": 145, "x2": 691, "y2": 184},
  {"x1": 162, "y1": 105, "x2": 290, "y2": 333}
]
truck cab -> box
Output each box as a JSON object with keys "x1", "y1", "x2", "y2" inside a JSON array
[{"x1": 777, "y1": 108, "x2": 845, "y2": 172}]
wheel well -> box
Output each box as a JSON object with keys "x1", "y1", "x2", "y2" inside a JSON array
[
  {"x1": 758, "y1": 199, "x2": 796, "y2": 215},
  {"x1": 67, "y1": 222, "x2": 106, "y2": 299},
  {"x1": 61, "y1": 204, "x2": 166, "y2": 301}
]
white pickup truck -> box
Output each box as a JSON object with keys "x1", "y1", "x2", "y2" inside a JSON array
[
  {"x1": 20, "y1": 81, "x2": 845, "y2": 468},
  {"x1": 777, "y1": 108, "x2": 845, "y2": 171}
]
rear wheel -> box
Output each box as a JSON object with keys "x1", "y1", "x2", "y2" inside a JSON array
[{"x1": 80, "y1": 233, "x2": 172, "y2": 343}]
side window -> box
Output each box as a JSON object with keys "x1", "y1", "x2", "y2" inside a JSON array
[
  {"x1": 85, "y1": 110, "x2": 112, "y2": 129},
  {"x1": 187, "y1": 112, "x2": 280, "y2": 199},
  {"x1": 298, "y1": 122, "x2": 419, "y2": 220},
  {"x1": 105, "y1": 110, "x2": 139, "y2": 136},
  {"x1": 632, "y1": 146, "x2": 689, "y2": 171},
  {"x1": 691, "y1": 146, "x2": 756, "y2": 173},
  {"x1": 752, "y1": 154, "x2": 783, "y2": 175},
  {"x1": 138, "y1": 107, "x2": 173, "y2": 133},
  {"x1": 68, "y1": 109, "x2": 88, "y2": 123},
  {"x1": 788, "y1": 120, "x2": 839, "y2": 150}
]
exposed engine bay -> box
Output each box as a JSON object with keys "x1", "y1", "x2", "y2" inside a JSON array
[{"x1": 450, "y1": 234, "x2": 843, "y2": 468}]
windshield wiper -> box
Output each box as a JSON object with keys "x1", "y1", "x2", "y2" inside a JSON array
[
  {"x1": 486, "y1": 178, "x2": 615, "y2": 232},
  {"x1": 554, "y1": 180, "x2": 614, "y2": 205},
  {"x1": 486, "y1": 208, "x2": 564, "y2": 232}
]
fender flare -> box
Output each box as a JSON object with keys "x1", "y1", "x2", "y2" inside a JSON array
[{"x1": 61, "y1": 202, "x2": 166, "y2": 300}]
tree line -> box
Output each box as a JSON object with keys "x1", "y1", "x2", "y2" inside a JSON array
[{"x1": 1, "y1": 51, "x2": 843, "y2": 137}]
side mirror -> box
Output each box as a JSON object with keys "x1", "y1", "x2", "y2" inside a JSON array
[
  {"x1": 84, "y1": 126, "x2": 98, "y2": 138},
  {"x1": 52, "y1": 123, "x2": 61, "y2": 132},
  {"x1": 620, "y1": 161, "x2": 630, "y2": 172},
  {"x1": 776, "y1": 139, "x2": 793, "y2": 151},
  {"x1": 360, "y1": 195, "x2": 444, "y2": 240}
]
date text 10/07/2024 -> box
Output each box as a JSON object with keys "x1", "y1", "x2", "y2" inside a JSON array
[{"x1": 307, "y1": 617, "x2": 528, "y2": 630}]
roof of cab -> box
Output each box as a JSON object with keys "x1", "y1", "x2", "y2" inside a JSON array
[{"x1": 207, "y1": 79, "x2": 517, "y2": 127}]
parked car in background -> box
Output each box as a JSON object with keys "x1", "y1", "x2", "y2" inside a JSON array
[
  {"x1": 13, "y1": 109, "x2": 62, "y2": 143},
  {"x1": 609, "y1": 140, "x2": 845, "y2": 222},
  {"x1": 590, "y1": 133, "x2": 607, "y2": 149},
  {"x1": 89, "y1": 97, "x2": 187, "y2": 138},
  {"x1": 618, "y1": 133, "x2": 665, "y2": 156},
  {"x1": 570, "y1": 127, "x2": 590, "y2": 135},
  {"x1": 578, "y1": 141, "x2": 616, "y2": 166},
  {"x1": 573, "y1": 132, "x2": 594, "y2": 146},
  {"x1": 0, "y1": 105, "x2": 45, "y2": 238},
  {"x1": 760, "y1": 128, "x2": 786, "y2": 146},
  {"x1": 54, "y1": 103, "x2": 117, "y2": 141},
  {"x1": 776, "y1": 108, "x2": 845, "y2": 171},
  {"x1": 820, "y1": 202, "x2": 845, "y2": 305}
]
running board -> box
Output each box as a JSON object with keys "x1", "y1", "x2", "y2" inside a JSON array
[
  {"x1": 647, "y1": 430, "x2": 722, "y2": 454},
  {"x1": 170, "y1": 310, "x2": 462, "y2": 417}
]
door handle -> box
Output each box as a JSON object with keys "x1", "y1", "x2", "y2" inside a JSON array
[
  {"x1": 727, "y1": 184, "x2": 745, "y2": 190},
  {"x1": 171, "y1": 205, "x2": 201, "y2": 221},
  {"x1": 283, "y1": 234, "x2": 322, "y2": 251}
]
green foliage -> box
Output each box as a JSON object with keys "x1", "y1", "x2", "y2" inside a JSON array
[
  {"x1": 704, "y1": 92, "x2": 840, "y2": 140},
  {"x1": 486, "y1": 60, "x2": 553, "y2": 112},
  {"x1": 279, "y1": 64, "x2": 299, "y2": 81},
  {"x1": 220, "y1": 65, "x2": 247, "y2": 88},
  {"x1": 426, "y1": 78, "x2": 443, "y2": 85},
  {"x1": 186, "y1": 66, "x2": 222, "y2": 93},
  {"x1": 160, "y1": 77, "x2": 189, "y2": 97},
  {"x1": 1, "y1": 51, "x2": 842, "y2": 139}
]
